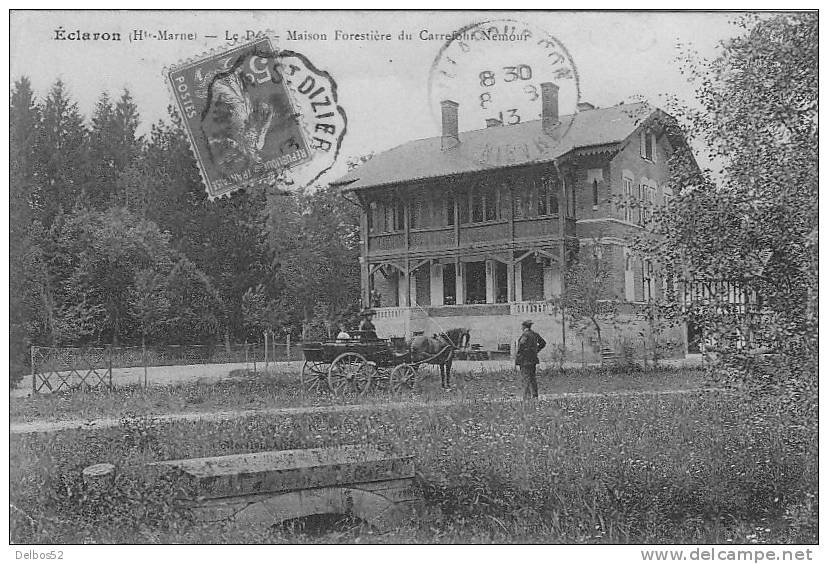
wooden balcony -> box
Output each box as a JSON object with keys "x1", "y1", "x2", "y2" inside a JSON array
[
  {"x1": 458, "y1": 221, "x2": 510, "y2": 246},
  {"x1": 367, "y1": 217, "x2": 574, "y2": 258},
  {"x1": 514, "y1": 216, "x2": 576, "y2": 239},
  {"x1": 410, "y1": 227, "x2": 454, "y2": 251},
  {"x1": 368, "y1": 232, "x2": 405, "y2": 253}
]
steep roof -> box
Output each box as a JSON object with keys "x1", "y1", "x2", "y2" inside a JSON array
[{"x1": 332, "y1": 102, "x2": 655, "y2": 191}]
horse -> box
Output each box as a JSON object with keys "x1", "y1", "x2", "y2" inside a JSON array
[{"x1": 409, "y1": 327, "x2": 470, "y2": 389}]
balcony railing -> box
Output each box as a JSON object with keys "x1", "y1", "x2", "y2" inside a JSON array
[
  {"x1": 368, "y1": 232, "x2": 405, "y2": 252},
  {"x1": 375, "y1": 302, "x2": 553, "y2": 318},
  {"x1": 374, "y1": 307, "x2": 406, "y2": 320},
  {"x1": 410, "y1": 227, "x2": 454, "y2": 250},
  {"x1": 510, "y1": 301, "x2": 552, "y2": 314},
  {"x1": 458, "y1": 221, "x2": 510, "y2": 245}
]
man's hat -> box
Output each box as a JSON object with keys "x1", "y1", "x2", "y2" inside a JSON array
[
  {"x1": 521, "y1": 319, "x2": 534, "y2": 328},
  {"x1": 360, "y1": 308, "x2": 375, "y2": 317}
]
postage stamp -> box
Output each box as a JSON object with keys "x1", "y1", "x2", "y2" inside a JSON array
[
  {"x1": 428, "y1": 18, "x2": 580, "y2": 167},
  {"x1": 167, "y1": 37, "x2": 346, "y2": 198}
]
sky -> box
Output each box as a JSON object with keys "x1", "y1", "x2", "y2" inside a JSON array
[{"x1": 10, "y1": 10, "x2": 747, "y2": 186}]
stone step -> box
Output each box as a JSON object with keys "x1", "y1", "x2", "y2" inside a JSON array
[
  {"x1": 153, "y1": 444, "x2": 420, "y2": 532},
  {"x1": 155, "y1": 444, "x2": 414, "y2": 499}
]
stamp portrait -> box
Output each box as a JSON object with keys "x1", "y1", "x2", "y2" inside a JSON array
[{"x1": 168, "y1": 37, "x2": 346, "y2": 198}]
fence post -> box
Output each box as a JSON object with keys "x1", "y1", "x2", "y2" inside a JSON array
[
  {"x1": 142, "y1": 339, "x2": 148, "y2": 389},
  {"x1": 264, "y1": 331, "x2": 269, "y2": 369},
  {"x1": 31, "y1": 346, "x2": 36, "y2": 395},
  {"x1": 286, "y1": 334, "x2": 291, "y2": 360},
  {"x1": 109, "y1": 347, "x2": 114, "y2": 391}
]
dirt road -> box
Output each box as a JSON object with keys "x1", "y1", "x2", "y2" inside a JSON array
[
  {"x1": 12, "y1": 356, "x2": 703, "y2": 399},
  {"x1": 9, "y1": 387, "x2": 721, "y2": 435}
]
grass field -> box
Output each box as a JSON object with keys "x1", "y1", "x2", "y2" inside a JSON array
[
  {"x1": 11, "y1": 366, "x2": 705, "y2": 424},
  {"x1": 9, "y1": 384, "x2": 817, "y2": 544}
]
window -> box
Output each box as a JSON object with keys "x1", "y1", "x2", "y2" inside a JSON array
[
  {"x1": 538, "y1": 180, "x2": 547, "y2": 216},
  {"x1": 537, "y1": 178, "x2": 559, "y2": 216},
  {"x1": 643, "y1": 259, "x2": 654, "y2": 301},
  {"x1": 463, "y1": 185, "x2": 499, "y2": 223},
  {"x1": 526, "y1": 188, "x2": 536, "y2": 218},
  {"x1": 663, "y1": 187, "x2": 673, "y2": 209},
  {"x1": 446, "y1": 193, "x2": 455, "y2": 226},
  {"x1": 566, "y1": 180, "x2": 576, "y2": 218},
  {"x1": 484, "y1": 186, "x2": 497, "y2": 221},
  {"x1": 642, "y1": 183, "x2": 657, "y2": 223},
  {"x1": 637, "y1": 183, "x2": 645, "y2": 225},
  {"x1": 513, "y1": 194, "x2": 524, "y2": 219},
  {"x1": 640, "y1": 130, "x2": 656, "y2": 161},
  {"x1": 592, "y1": 179, "x2": 599, "y2": 206},
  {"x1": 458, "y1": 188, "x2": 470, "y2": 224},
  {"x1": 624, "y1": 249, "x2": 635, "y2": 302},
  {"x1": 410, "y1": 196, "x2": 420, "y2": 229},
  {"x1": 368, "y1": 201, "x2": 376, "y2": 233},
  {"x1": 663, "y1": 267, "x2": 675, "y2": 302},
  {"x1": 375, "y1": 201, "x2": 402, "y2": 233},
  {"x1": 394, "y1": 200, "x2": 404, "y2": 231},
  {"x1": 622, "y1": 176, "x2": 633, "y2": 222},
  {"x1": 471, "y1": 189, "x2": 484, "y2": 222}
]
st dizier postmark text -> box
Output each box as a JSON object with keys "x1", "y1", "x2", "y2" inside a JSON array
[{"x1": 168, "y1": 36, "x2": 346, "y2": 199}]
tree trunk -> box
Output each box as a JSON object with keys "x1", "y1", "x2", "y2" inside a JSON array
[
  {"x1": 111, "y1": 305, "x2": 120, "y2": 346},
  {"x1": 592, "y1": 316, "x2": 603, "y2": 366},
  {"x1": 224, "y1": 330, "x2": 231, "y2": 354},
  {"x1": 302, "y1": 304, "x2": 311, "y2": 340}
]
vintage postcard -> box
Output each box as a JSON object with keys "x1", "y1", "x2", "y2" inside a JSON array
[{"x1": 8, "y1": 9, "x2": 819, "y2": 559}]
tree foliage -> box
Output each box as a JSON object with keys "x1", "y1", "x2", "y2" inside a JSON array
[
  {"x1": 8, "y1": 78, "x2": 364, "y2": 385},
  {"x1": 550, "y1": 242, "x2": 620, "y2": 363},
  {"x1": 629, "y1": 14, "x2": 817, "y2": 410}
]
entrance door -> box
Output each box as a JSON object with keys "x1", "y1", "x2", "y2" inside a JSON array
[
  {"x1": 465, "y1": 261, "x2": 486, "y2": 304},
  {"x1": 443, "y1": 263, "x2": 456, "y2": 305},
  {"x1": 687, "y1": 319, "x2": 702, "y2": 353}
]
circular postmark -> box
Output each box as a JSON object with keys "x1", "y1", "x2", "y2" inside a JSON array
[
  {"x1": 168, "y1": 36, "x2": 346, "y2": 199},
  {"x1": 427, "y1": 19, "x2": 580, "y2": 168}
]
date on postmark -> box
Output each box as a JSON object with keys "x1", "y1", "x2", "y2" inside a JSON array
[{"x1": 168, "y1": 37, "x2": 346, "y2": 198}]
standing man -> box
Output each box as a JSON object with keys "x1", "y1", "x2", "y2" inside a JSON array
[
  {"x1": 515, "y1": 320, "x2": 546, "y2": 400},
  {"x1": 358, "y1": 308, "x2": 378, "y2": 341}
]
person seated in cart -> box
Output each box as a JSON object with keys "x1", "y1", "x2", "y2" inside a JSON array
[
  {"x1": 358, "y1": 308, "x2": 378, "y2": 341},
  {"x1": 336, "y1": 323, "x2": 351, "y2": 342}
]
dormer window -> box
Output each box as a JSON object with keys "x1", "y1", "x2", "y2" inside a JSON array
[{"x1": 640, "y1": 130, "x2": 656, "y2": 162}]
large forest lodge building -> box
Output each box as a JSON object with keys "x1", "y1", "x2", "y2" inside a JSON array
[{"x1": 332, "y1": 83, "x2": 689, "y2": 360}]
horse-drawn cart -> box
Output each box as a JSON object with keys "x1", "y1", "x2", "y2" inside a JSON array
[{"x1": 300, "y1": 332, "x2": 454, "y2": 396}]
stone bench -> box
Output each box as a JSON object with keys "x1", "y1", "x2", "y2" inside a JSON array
[{"x1": 154, "y1": 444, "x2": 420, "y2": 532}]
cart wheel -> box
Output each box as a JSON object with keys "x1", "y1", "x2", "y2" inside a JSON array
[
  {"x1": 390, "y1": 364, "x2": 417, "y2": 392},
  {"x1": 301, "y1": 361, "x2": 328, "y2": 395},
  {"x1": 328, "y1": 352, "x2": 372, "y2": 396}
]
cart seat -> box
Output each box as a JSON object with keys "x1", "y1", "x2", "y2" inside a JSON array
[{"x1": 392, "y1": 351, "x2": 411, "y2": 363}]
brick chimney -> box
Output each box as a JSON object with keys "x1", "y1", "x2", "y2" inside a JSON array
[
  {"x1": 541, "y1": 82, "x2": 559, "y2": 135},
  {"x1": 441, "y1": 100, "x2": 459, "y2": 150}
]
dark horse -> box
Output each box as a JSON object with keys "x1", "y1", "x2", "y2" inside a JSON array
[{"x1": 410, "y1": 327, "x2": 470, "y2": 389}]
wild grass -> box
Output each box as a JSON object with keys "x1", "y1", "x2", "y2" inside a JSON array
[
  {"x1": 10, "y1": 366, "x2": 705, "y2": 424},
  {"x1": 9, "y1": 390, "x2": 817, "y2": 544}
]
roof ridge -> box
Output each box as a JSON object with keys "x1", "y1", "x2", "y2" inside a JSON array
[{"x1": 332, "y1": 101, "x2": 657, "y2": 189}]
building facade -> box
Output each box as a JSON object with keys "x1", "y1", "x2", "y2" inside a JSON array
[{"x1": 332, "y1": 84, "x2": 689, "y2": 361}]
